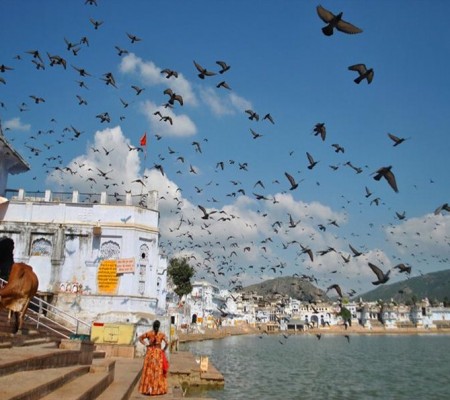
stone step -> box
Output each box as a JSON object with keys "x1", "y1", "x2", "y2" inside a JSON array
[
  {"x1": 0, "y1": 308, "x2": 74, "y2": 339},
  {"x1": 96, "y1": 358, "x2": 142, "y2": 400},
  {"x1": 0, "y1": 345, "x2": 82, "y2": 377},
  {"x1": 39, "y1": 359, "x2": 115, "y2": 400},
  {"x1": 0, "y1": 364, "x2": 91, "y2": 400}
]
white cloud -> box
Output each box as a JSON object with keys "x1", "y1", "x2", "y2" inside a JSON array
[
  {"x1": 140, "y1": 100, "x2": 197, "y2": 138},
  {"x1": 199, "y1": 87, "x2": 253, "y2": 117},
  {"x1": 229, "y1": 92, "x2": 253, "y2": 112},
  {"x1": 199, "y1": 87, "x2": 235, "y2": 116},
  {"x1": 46, "y1": 126, "x2": 142, "y2": 193},
  {"x1": 384, "y1": 213, "x2": 450, "y2": 263},
  {"x1": 120, "y1": 53, "x2": 197, "y2": 106},
  {"x1": 3, "y1": 117, "x2": 31, "y2": 132},
  {"x1": 119, "y1": 53, "x2": 140, "y2": 74}
]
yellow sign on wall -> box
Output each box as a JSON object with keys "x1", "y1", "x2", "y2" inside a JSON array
[{"x1": 97, "y1": 259, "x2": 118, "y2": 294}]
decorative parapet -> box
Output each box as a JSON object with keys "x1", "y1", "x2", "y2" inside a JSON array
[{"x1": 5, "y1": 188, "x2": 158, "y2": 210}]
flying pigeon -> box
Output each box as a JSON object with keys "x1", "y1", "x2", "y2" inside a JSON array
[
  {"x1": 313, "y1": 123, "x2": 326, "y2": 141},
  {"x1": 368, "y1": 262, "x2": 391, "y2": 285},
  {"x1": 387, "y1": 133, "x2": 408, "y2": 146},
  {"x1": 193, "y1": 60, "x2": 216, "y2": 79},
  {"x1": 316, "y1": 5, "x2": 363, "y2": 36},
  {"x1": 216, "y1": 60, "x2": 230, "y2": 74},
  {"x1": 327, "y1": 284, "x2": 343, "y2": 298},
  {"x1": 373, "y1": 166, "x2": 398, "y2": 193},
  {"x1": 348, "y1": 64, "x2": 374, "y2": 84},
  {"x1": 285, "y1": 172, "x2": 300, "y2": 190},
  {"x1": 394, "y1": 263, "x2": 412, "y2": 274}
]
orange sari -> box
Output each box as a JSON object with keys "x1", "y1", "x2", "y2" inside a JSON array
[{"x1": 139, "y1": 331, "x2": 169, "y2": 395}]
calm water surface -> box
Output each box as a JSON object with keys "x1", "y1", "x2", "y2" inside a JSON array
[{"x1": 183, "y1": 333, "x2": 450, "y2": 400}]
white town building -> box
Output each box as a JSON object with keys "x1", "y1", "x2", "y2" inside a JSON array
[{"x1": 0, "y1": 127, "x2": 168, "y2": 333}]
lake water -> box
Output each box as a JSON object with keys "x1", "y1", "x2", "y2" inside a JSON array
[{"x1": 183, "y1": 333, "x2": 450, "y2": 400}]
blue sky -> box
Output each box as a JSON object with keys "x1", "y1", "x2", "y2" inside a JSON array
[{"x1": 1, "y1": 0, "x2": 449, "y2": 297}]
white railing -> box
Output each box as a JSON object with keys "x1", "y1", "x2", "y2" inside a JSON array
[{"x1": 1, "y1": 278, "x2": 91, "y2": 339}]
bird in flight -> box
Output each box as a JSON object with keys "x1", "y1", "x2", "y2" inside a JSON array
[
  {"x1": 373, "y1": 166, "x2": 398, "y2": 193},
  {"x1": 288, "y1": 214, "x2": 301, "y2": 228},
  {"x1": 101, "y1": 72, "x2": 117, "y2": 88},
  {"x1": 394, "y1": 263, "x2": 412, "y2": 274},
  {"x1": 29, "y1": 95, "x2": 45, "y2": 104},
  {"x1": 163, "y1": 88, "x2": 183, "y2": 106},
  {"x1": 316, "y1": 5, "x2": 363, "y2": 36},
  {"x1": 306, "y1": 152, "x2": 319, "y2": 170},
  {"x1": 434, "y1": 203, "x2": 450, "y2": 215},
  {"x1": 368, "y1": 262, "x2": 391, "y2": 285},
  {"x1": 216, "y1": 81, "x2": 231, "y2": 90},
  {"x1": 263, "y1": 113, "x2": 275, "y2": 124},
  {"x1": 131, "y1": 85, "x2": 145, "y2": 95},
  {"x1": 387, "y1": 133, "x2": 408, "y2": 146},
  {"x1": 285, "y1": 172, "x2": 300, "y2": 190},
  {"x1": 115, "y1": 46, "x2": 129, "y2": 56},
  {"x1": 326, "y1": 284, "x2": 343, "y2": 298},
  {"x1": 348, "y1": 244, "x2": 363, "y2": 257},
  {"x1": 126, "y1": 32, "x2": 142, "y2": 43},
  {"x1": 89, "y1": 18, "x2": 103, "y2": 30},
  {"x1": 331, "y1": 143, "x2": 345, "y2": 153},
  {"x1": 0, "y1": 64, "x2": 14, "y2": 73},
  {"x1": 250, "y1": 128, "x2": 262, "y2": 139},
  {"x1": 161, "y1": 68, "x2": 178, "y2": 79},
  {"x1": 72, "y1": 65, "x2": 91, "y2": 77},
  {"x1": 348, "y1": 64, "x2": 374, "y2": 84},
  {"x1": 313, "y1": 123, "x2": 326, "y2": 141},
  {"x1": 245, "y1": 109, "x2": 259, "y2": 121},
  {"x1": 26, "y1": 49, "x2": 44, "y2": 63},
  {"x1": 300, "y1": 244, "x2": 314, "y2": 262},
  {"x1": 216, "y1": 60, "x2": 230, "y2": 74},
  {"x1": 193, "y1": 60, "x2": 216, "y2": 79},
  {"x1": 198, "y1": 205, "x2": 217, "y2": 220}
]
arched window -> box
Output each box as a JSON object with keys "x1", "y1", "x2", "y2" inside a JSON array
[
  {"x1": 138, "y1": 243, "x2": 149, "y2": 295},
  {"x1": 100, "y1": 240, "x2": 120, "y2": 260},
  {"x1": 30, "y1": 237, "x2": 52, "y2": 256}
]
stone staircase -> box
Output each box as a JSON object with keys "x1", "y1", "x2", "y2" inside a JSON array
[
  {"x1": 0, "y1": 311, "x2": 144, "y2": 400},
  {"x1": 0, "y1": 311, "x2": 216, "y2": 399}
]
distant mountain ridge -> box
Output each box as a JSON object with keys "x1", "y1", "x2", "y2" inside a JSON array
[
  {"x1": 241, "y1": 269, "x2": 450, "y2": 304},
  {"x1": 359, "y1": 269, "x2": 450, "y2": 303},
  {"x1": 242, "y1": 276, "x2": 329, "y2": 302}
]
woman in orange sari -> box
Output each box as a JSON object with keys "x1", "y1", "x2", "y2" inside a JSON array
[{"x1": 138, "y1": 320, "x2": 170, "y2": 396}]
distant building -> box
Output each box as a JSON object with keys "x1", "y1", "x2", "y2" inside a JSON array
[
  {"x1": 187, "y1": 281, "x2": 225, "y2": 328},
  {"x1": 0, "y1": 125, "x2": 30, "y2": 195}
]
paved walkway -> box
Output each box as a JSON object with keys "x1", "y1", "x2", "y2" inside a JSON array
[{"x1": 129, "y1": 351, "x2": 219, "y2": 399}]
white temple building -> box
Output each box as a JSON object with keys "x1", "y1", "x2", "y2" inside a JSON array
[{"x1": 0, "y1": 125, "x2": 168, "y2": 331}]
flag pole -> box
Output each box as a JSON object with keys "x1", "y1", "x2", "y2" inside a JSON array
[{"x1": 140, "y1": 132, "x2": 147, "y2": 161}]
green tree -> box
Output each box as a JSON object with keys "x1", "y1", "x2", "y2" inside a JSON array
[
  {"x1": 167, "y1": 257, "x2": 194, "y2": 298},
  {"x1": 339, "y1": 306, "x2": 352, "y2": 327}
]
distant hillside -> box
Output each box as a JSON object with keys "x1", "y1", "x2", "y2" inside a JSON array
[
  {"x1": 359, "y1": 269, "x2": 450, "y2": 303},
  {"x1": 240, "y1": 270, "x2": 450, "y2": 305},
  {"x1": 242, "y1": 276, "x2": 329, "y2": 302}
]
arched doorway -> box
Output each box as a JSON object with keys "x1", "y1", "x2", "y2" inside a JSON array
[
  {"x1": 191, "y1": 314, "x2": 197, "y2": 324},
  {"x1": 0, "y1": 237, "x2": 14, "y2": 281}
]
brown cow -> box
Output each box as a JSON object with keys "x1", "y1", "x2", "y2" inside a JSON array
[{"x1": 0, "y1": 262, "x2": 39, "y2": 333}]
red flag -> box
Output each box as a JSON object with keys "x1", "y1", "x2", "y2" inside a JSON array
[{"x1": 140, "y1": 133, "x2": 147, "y2": 147}]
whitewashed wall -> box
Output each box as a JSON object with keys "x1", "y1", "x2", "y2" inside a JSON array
[{"x1": 0, "y1": 190, "x2": 168, "y2": 324}]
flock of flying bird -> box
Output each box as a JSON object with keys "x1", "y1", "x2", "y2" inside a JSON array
[{"x1": 1, "y1": 2, "x2": 449, "y2": 302}]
